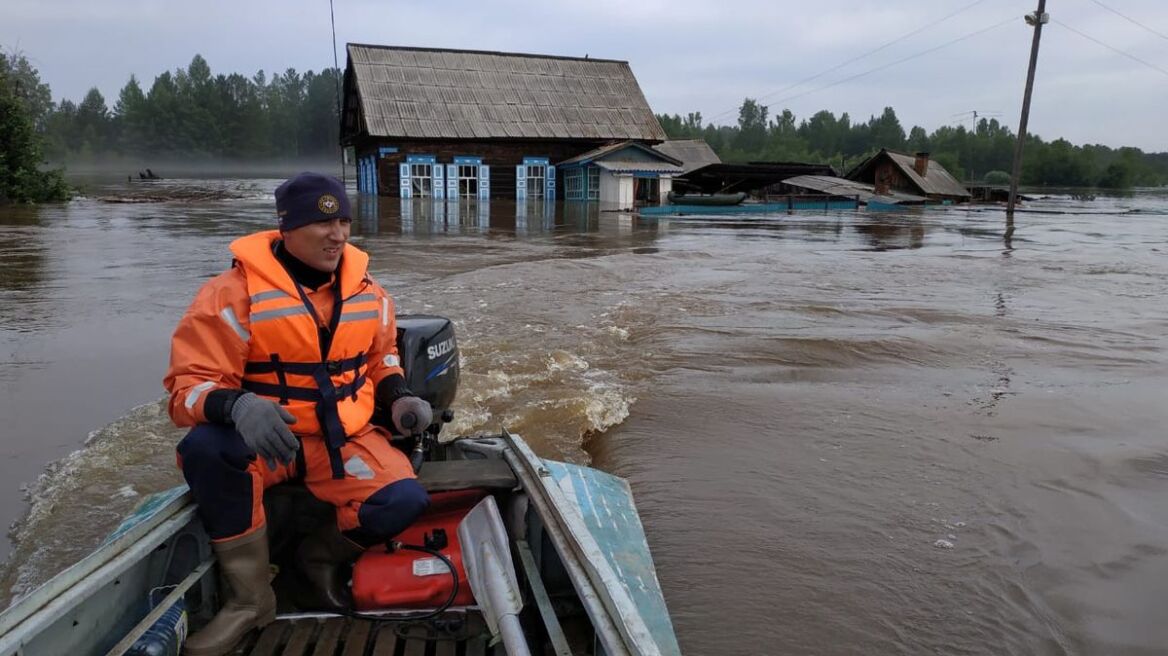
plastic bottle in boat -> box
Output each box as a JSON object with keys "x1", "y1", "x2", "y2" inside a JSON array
[{"x1": 125, "y1": 597, "x2": 188, "y2": 656}]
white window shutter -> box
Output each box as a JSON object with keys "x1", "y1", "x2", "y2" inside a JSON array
[
  {"x1": 399, "y1": 163, "x2": 411, "y2": 198},
  {"x1": 433, "y1": 164, "x2": 445, "y2": 200}
]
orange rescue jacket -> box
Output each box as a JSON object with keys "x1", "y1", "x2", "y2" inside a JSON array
[{"x1": 165, "y1": 231, "x2": 404, "y2": 446}]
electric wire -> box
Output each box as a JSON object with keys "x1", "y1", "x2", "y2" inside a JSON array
[
  {"x1": 1053, "y1": 19, "x2": 1168, "y2": 78},
  {"x1": 329, "y1": 0, "x2": 345, "y2": 184},
  {"x1": 761, "y1": 15, "x2": 1020, "y2": 112},
  {"x1": 1087, "y1": 0, "x2": 1168, "y2": 43},
  {"x1": 705, "y1": 0, "x2": 995, "y2": 124}
]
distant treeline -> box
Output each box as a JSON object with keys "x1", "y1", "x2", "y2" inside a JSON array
[
  {"x1": 41, "y1": 55, "x2": 341, "y2": 162},
  {"x1": 657, "y1": 100, "x2": 1168, "y2": 189},
  {"x1": 26, "y1": 52, "x2": 1168, "y2": 189}
]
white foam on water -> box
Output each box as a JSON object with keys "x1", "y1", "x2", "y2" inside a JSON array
[{"x1": 1, "y1": 399, "x2": 184, "y2": 603}]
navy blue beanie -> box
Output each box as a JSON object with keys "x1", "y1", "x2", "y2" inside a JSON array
[{"x1": 275, "y1": 172, "x2": 351, "y2": 231}]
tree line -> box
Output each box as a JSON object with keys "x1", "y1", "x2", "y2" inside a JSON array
[
  {"x1": 41, "y1": 54, "x2": 342, "y2": 161},
  {"x1": 657, "y1": 100, "x2": 1168, "y2": 189},
  {"x1": 6, "y1": 48, "x2": 1167, "y2": 205}
]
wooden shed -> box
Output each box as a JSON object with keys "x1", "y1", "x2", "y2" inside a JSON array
[
  {"x1": 845, "y1": 150, "x2": 971, "y2": 203},
  {"x1": 340, "y1": 44, "x2": 668, "y2": 202}
]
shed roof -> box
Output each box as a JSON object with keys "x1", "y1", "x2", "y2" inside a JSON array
[
  {"x1": 345, "y1": 44, "x2": 667, "y2": 142},
  {"x1": 676, "y1": 161, "x2": 837, "y2": 194},
  {"x1": 557, "y1": 141, "x2": 682, "y2": 167},
  {"x1": 594, "y1": 161, "x2": 684, "y2": 174},
  {"x1": 846, "y1": 150, "x2": 971, "y2": 198},
  {"x1": 652, "y1": 139, "x2": 721, "y2": 174},
  {"x1": 783, "y1": 175, "x2": 927, "y2": 204}
]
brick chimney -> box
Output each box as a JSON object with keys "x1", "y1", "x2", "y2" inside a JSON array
[{"x1": 913, "y1": 152, "x2": 930, "y2": 177}]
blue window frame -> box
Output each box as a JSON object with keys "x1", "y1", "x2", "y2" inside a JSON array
[
  {"x1": 404, "y1": 155, "x2": 436, "y2": 198},
  {"x1": 518, "y1": 157, "x2": 554, "y2": 200}
]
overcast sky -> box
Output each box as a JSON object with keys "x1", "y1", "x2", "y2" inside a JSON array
[{"x1": 5, "y1": 0, "x2": 1168, "y2": 150}]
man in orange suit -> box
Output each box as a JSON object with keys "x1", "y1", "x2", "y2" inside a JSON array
[{"x1": 164, "y1": 172, "x2": 431, "y2": 655}]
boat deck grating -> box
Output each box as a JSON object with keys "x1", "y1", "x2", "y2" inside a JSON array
[{"x1": 232, "y1": 615, "x2": 503, "y2": 656}]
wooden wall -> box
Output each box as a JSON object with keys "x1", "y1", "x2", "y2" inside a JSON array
[{"x1": 359, "y1": 139, "x2": 610, "y2": 198}]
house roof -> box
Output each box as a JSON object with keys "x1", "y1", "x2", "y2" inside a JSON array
[
  {"x1": 557, "y1": 141, "x2": 682, "y2": 167},
  {"x1": 846, "y1": 149, "x2": 971, "y2": 198},
  {"x1": 594, "y1": 161, "x2": 684, "y2": 174},
  {"x1": 652, "y1": 139, "x2": 721, "y2": 174},
  {"x1": 783, "y1": 175, "x2": 927, "y2": 204},
  {"x1": 344, "y1": 44, "x2": 667, "y2": 142}
]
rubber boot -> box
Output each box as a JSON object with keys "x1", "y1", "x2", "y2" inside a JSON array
[
  {"x1": 183, "y1": 527, "x2": 277, "y2": 656},
  {"x1": 295, "y1": 523, "x2": 366, "y2": 611}
]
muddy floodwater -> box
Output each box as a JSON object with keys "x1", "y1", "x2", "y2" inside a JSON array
[{"x1": 0, "y1": 176, "x2": 1165, "y2": 655}]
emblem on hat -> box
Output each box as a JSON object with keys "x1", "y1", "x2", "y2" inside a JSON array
[{"x1": 318, "y1": 194, "x2": 340, "y2": 214}]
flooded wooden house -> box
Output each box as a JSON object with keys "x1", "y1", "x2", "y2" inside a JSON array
[
  {"x1": 845, "y1": 149, "x2": 971, "y2": 203},
  {"x1": 340, "y1": 44, "x2": 676, "y2": 206}
]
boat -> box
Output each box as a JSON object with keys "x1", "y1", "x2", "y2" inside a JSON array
[
  {"x1": 666, "y1": 191, "x2": 747, "y2": 206},
  {"x1": 0, "y1": 316, "x2": 681, "y2": 656}
]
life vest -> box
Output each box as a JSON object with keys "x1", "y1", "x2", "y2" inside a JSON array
[{"x1": 229, "y1": 231, "x2": 382, "y2": 451}]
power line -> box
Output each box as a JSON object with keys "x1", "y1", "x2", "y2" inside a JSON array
[
  {"x1": 330, "y1": 0, "x2": 345, "y2": 184},
  {"x1": 760, "y1": 15, "x2": 1019, "y2": 112},
  {"x1": 1087, "y1": 0, "x2": 1168, "y2": 43},
  {"x1": 704, "y1": 0, "x2": 995, "y2": 124},
  {"x1": 1053, "y1": 18, "x2": 1168, "y2": 78}
]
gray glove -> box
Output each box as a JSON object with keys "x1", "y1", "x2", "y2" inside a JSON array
[
  {"x1": 229, "y1": 392, "x2": 299, "y2": 470},
  {"x1": 391, "y1": 396, "x2": 432, "y2": 436}
]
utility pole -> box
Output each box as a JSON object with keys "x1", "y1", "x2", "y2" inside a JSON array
[{"x1": 1006, "y1": 0, "x2": 1049, "y2": 235}]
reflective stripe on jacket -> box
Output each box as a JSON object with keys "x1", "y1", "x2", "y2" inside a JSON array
[
  {"x1": 165, "y1": 230, "x2": 404, "y2": 438},
  {"x1": 233, "y1": 231, "x2": 378, "y2": 447}
]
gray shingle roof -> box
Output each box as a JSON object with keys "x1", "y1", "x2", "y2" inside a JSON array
[
  {"x1": 594, "y1": 161, "x2": 684, "y2": 174},
  {"x1": 652, "y1": 140, "x2": 721, "y2": 174},
  {"x1": 347, "y1": 44, "x2": 667, "y2": 141},
  {"x1": 557, "y1": 141, "x2": 682, "y2": 167},
  {"x1": 783, "y1": 175, "x2": 927, "y2": 204},
  {"x1": 846, "y1": 150, "x2": 971, "y2": 198},
  {"x1": 883, "y1": 151, "x2": 971, "y2": 198}
]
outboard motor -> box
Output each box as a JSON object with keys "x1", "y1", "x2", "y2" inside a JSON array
[{"x1": 394, "y1": 314, "x2": 459, "y2": 435}]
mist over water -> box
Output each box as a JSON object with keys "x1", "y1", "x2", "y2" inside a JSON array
[{"x1": 1, "y1": 174, "x2": 1166, "y2": 655}]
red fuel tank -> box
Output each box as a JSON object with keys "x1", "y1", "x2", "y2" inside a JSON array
[{"x1": 351, "y1": 488, "x2": 486, "y2": 610}]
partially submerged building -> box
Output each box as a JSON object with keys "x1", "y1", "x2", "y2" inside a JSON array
[
  {"x1": 340, "y1": 44, "x2": 676, "y2": 206},
  {"x1": 781, "y1": 175, "x2": 926, "y2": 205},
  {"x1": 845, "y1": 150, "x2": 970, "y2": 203},
  {"x1": 673, "y1": 161, "x2": 837, "y2": 196},
  {"x1": 557, "y1": 141, "x2": 683, "y2": 206},
  {"x1": 652, "y1": 139, "x2": 721, "y2": 175}
]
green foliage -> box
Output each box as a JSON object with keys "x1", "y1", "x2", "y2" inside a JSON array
[
  {"x1": 0, "y1": 51, "x2": 70, "y2": 204},
  {"x1": 657, "y1": 100, "x2": 1168, "y2": 189},
  {"x1": 42, "y1": 54, "x2": 343, "y2": 162},
  {"x1": 983, "y1": 170, "x2": 1011, "y2": 185}
]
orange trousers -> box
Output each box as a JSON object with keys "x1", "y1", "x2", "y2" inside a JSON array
[{"x1": 177, "y1": 422, "x2": 428, "y2": 544}]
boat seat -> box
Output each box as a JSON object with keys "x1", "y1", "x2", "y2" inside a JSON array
[{"x1": 416, "y1": 457, "x2": 517, "y2": 492}]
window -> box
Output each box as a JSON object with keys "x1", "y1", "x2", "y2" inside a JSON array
[
  {"x1": 410, "y1": 163, "x2": 433, "y2": 198},
  {"x1": 458, "y1": 165, "x2": 479, "y2": 198},
  {"x1": 565, "y1": 170, "x2": 584, "y2": 200},
  {"x1": 634, "y1": 177, "x2": 660, "y2": 204},
  {"x1": 587, "y1": 167, "x2": 600, "y2": 200},
  {"x1": 526, "y1": 165, "x2": 546, "y2": 199}
]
